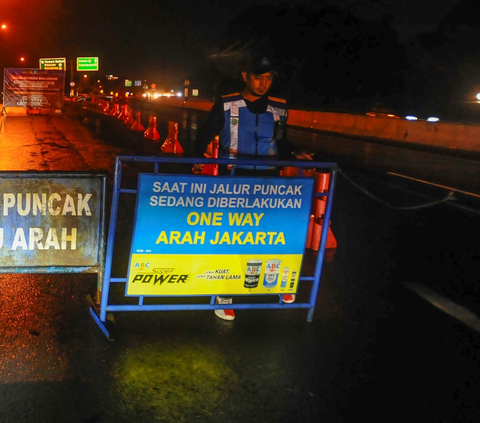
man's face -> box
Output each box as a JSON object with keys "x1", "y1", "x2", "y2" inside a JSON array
[{"x1": 242, "y1": 71, "x2": 273, "y2": 97}]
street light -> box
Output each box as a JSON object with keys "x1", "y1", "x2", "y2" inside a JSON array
[{"x1": 1, "y1": 23, "x2": 31, "y2": 67}]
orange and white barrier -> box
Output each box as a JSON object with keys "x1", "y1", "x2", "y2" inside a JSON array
[
  {"x1": 144, "y1": 115, "x2": 160, "y2": 141},
  {"x1": 131, "y1": 111, "x2": 145, "y2": 131},
  {"x1": 161, "y1": 121, "x2": 184, "y2": 154}
]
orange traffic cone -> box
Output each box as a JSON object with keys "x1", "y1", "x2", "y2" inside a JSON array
[
  {"x1": 124, "y1": 107, "x2": 134, "y2": 125},
  {"x1": 144, "y1": 115, "x2": 160, "y2": 141},
  {"x1": 161, "y1": 121, "x2": 184, "y2": 154},
  {"x1": 305, "y1": 214, "x2": 314, "y2": 248},
  {"x1": 280, "y1": 166, "x2": 336, "y2": 249},
  {"x1": 281, "y1": 166, "x2": 299, "y2": 177},
  {"x1": 109, "y1": 103, "x2": 120, "y2": 116},
  {"x1": 307, "y1": 172, "x2": 337, "y2": 250},
  {"x1": 308, "y1": 217, "x2": 337, "y2": 251},
  {"x1": 131, "y1": 111, "x2": 145, "y2": 131},
  {"x1": 201, "y1": 136, "x2": 219, "y2": 175},
  {"x1": 104, "y1": 103, "x2": 110, "y2": 114},
  {"x1": 117, "y1": 104, "x2": 128, "y2": 120},
  {"x1": 315, "y1": 172, "x2": 330, "y2": 193}
]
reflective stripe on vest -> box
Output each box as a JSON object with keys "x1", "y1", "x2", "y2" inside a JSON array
[{"x1": 224, "y1": 99, "x2": 245, "y2": 159}]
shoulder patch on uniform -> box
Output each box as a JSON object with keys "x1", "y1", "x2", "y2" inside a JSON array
[
  {"x1": 222, "y1": 92, "x2": 241, "y2": 100},
  {"x1": 268, "y1": 96, "x2": 286, "y2": 104}
]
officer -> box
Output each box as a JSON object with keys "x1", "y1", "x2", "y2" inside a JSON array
[{"x1": 195, "y1": 55, "x2": 311, "y2": 320}]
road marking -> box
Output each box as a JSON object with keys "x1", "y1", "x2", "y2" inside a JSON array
[
  {"x1": 402, "y1": 281, "x2": 480, "y2": 334},
  {"x1": 388, "y1": 172, "x2": 480, "y2": 199}
]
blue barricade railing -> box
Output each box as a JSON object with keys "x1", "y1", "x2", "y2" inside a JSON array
[{"x1": 90, "y1": 156, "x2": 338, "y2": 339}]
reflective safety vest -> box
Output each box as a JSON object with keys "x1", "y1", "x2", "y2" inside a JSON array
[{"x1": 218, "y1": 93, "x2": 288, "y2": 160}]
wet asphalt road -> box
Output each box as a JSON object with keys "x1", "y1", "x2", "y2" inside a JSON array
[{"x1": 0, "y1": 105, "x2": 479, "y2": 423}]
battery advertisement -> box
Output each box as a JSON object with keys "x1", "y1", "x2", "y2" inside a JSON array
[
  {"x1": 126, "y1": 174, "x2": 314, "y2": 296},
  {"x1": 3, "y1": 68, "x2": 65, "y2": 109}
]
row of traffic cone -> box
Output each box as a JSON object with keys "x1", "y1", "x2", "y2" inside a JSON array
[
  {"x1": 104, "y1": 101, "x2": 184, "y2": 155},
  {"x1": 281, "y1": 167, "x2": 337, "y2": 250},
  {"x1": 143, "y1": 116, "x2": 183, "y2": 154}
]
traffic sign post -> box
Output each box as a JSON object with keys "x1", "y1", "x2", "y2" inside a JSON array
[
  {"x1": 76, "y1": 57, "x2": 99, "y2": 71},
  {"x1": 39, "y1": 58, "x2": 66, "y2": 71}
]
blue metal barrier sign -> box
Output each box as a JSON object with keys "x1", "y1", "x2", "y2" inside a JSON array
[{"x1": 126, "y1": 174, "x2": 314, "y2": 296}]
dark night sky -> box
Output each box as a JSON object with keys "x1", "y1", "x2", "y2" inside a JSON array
[{"x1": 0, "y1": 0, "x2": 461, "y2": 92}]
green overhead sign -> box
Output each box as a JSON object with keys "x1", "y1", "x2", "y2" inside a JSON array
[
  {"x1": 76, "y1": 57, "x2": 99, "y2": 71},
  {"x1": 39, "y1": 58, "x2": 66, "y2": 71}
]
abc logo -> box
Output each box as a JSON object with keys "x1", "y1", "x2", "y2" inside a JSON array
[{"x1": 134, "y1": 262, "x2": 150, "y2": 269}]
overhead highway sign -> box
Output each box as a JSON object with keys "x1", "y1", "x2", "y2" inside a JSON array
[
  {"x1": 76, "y1": 57, "x2": 99, "y2": 71},
  {"x1": 39, "y1": 58, "x2": 66, "y2": 71}
]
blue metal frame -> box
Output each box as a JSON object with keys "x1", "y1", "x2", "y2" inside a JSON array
[{"x1": 92, "y1": 156, "x2": 337, "y2": 339}]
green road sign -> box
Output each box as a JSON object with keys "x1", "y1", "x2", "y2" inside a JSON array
[
  {"x1": 39, "y1": 58, "x2": 66, "y2": 71},
  {"x1": 76, "y1": 57, "x2": 99, "y2": 71}
]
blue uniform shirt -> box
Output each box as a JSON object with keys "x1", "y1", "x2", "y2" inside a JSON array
[{"x1": 195, "y1": 93, "x2": 291, "y2": 162}]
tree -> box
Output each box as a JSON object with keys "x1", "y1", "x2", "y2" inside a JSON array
[
  {"x1": 222, "y1": 2, "x2": 408, "y2": 111},
  {"x1": 407, "y1": 0, "x2": 480, "y2": 119}
]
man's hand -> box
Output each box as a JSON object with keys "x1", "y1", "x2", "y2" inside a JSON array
[
  {"x1": 192, "y1": 163, "x2": 205, "y2": 174},
  {"x1": 294, "y1": 151, "x2": 314, "y2": 160}
]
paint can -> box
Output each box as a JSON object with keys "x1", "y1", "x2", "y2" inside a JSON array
[
  {"x1": 244, "y1": 259, "x2": 262, "y2": 288},
  {"x1": 263, "y1": 259, "x2": 281, "y2": 288},
  {"x1": 281, "y1": 267, "x2": 289, "y2": 288},
  {"x1": 289, "y1": 270, "x2": 297, "y2": 289}
]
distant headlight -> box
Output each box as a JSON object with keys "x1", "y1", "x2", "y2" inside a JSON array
[{"x1": 427, "y1": 117, "x2": 440, "y2": 122}]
